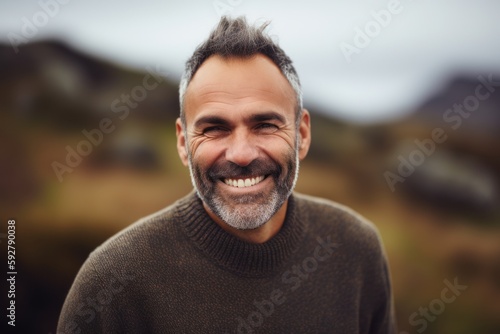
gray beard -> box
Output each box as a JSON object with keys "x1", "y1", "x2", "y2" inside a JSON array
[
  {"x1": 187, "y1": 149, "x2": 299, "y2": 231},
  {"x1": 211, "y1": 189, "x2": 282, "y2": 230}
]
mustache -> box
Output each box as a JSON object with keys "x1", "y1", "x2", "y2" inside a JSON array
[{"x1": 207, "y1": 158, "x2": 281, "y2": 180}]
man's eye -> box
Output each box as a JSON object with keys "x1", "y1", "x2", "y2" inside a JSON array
[
  {"x1": 255, "y1": 123, "x2": 279, "y2": 133},
  {"x1": 203, "y1": 126, "x2": 229, "y2": 136}
]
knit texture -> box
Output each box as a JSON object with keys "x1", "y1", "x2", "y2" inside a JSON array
[{"x1": 58, "y1": 191, "x2": 396, "y2": 333}]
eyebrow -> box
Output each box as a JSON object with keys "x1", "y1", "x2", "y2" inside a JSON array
[
  {"x1": 194, "y1": 115, "x2": 231, "y2": 129},
  {"x1": 249, "y1": 111, "x2": 286, "y2": 124},
  {"x1": 193, "y1": 111, "x2": 287, "y2": 129}
]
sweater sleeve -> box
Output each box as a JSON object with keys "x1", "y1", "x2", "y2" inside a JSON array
[
  {"x1": 369, "y1": 253, "x2": 397, "y2": 334},
  {"x1": 355, "y1": 220, "x2": 396, "y2": 334},
  {"x1": 57, "y1": 254, "x2": 130, "y2": 334}
]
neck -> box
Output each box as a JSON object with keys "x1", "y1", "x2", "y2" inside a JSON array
[{"x1": 202, "y1": 200, "x2": 288, "y2": 244}]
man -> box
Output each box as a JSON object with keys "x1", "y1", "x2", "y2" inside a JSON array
[{"x1": 58, "y1": 16, "x2": 396, "y2": 333}]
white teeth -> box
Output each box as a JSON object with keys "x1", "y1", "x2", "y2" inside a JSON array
[{"x1": 223, "y1": 176, "x2": 266, "y2": 188}]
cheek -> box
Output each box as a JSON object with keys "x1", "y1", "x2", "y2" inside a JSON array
[
  {"x1": 260, "y1": 136, "x2": 296, "y2": 159},
  {"x1": 264, "y1": 130, "x2": 297, "y2": 149},
  {"x1": 190, "y1": 140, "x2": 224, "y2": 166}
]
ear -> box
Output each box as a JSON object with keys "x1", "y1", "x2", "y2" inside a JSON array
[
  {"x1": 176, "y1": 118, "x2": 189, "y2": 166},
  {"x1": 298, "y1": 109, "x2": 311, "y2": 160}
]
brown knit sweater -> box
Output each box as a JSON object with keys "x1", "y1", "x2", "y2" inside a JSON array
[{"x1": 57, "y1": 191, "x2": 396, "y2": 333}]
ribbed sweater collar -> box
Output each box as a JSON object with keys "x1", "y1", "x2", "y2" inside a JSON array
[{"x1": 176, "y1": 191, "x2": 305, "y2": 277}]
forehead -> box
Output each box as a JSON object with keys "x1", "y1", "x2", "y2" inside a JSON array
[{"x1": 184, "y1": 54, "x2": 296, "y2": 123}]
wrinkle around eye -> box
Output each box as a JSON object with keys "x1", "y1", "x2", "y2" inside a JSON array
[
  {"x1": 187, "y1": 132, "x2": 215, "y2": 153},
  {"x1": 202, "y1": 126, "x2": 231, "y2": 138},
  {"x1": 254, "y1": 123, "x2": 279, "y2": 134}
]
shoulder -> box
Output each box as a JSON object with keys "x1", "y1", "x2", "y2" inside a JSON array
[
  {"x1": 58, "y1": 194, "x2": 196, "y2": 332},
  {"x1": 292, "y1": 194, "x2": 395, "y2": 332},
  {"x1": 293, "y1": 192, "x2": 384, "y2": 255},
  {"x1": 86, "y1": 192, "x2": 194, "y2": 271}
]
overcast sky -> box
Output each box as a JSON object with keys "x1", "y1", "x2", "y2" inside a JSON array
[{"x1": 1, "y1": 0, "x2": 500, "y2": 123}]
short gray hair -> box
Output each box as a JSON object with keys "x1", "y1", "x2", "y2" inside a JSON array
[{"x1": 179, "y1": 16, "x2": 303, "y2": 124}]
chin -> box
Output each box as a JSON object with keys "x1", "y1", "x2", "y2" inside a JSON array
[{"x1": 212, "y1": 193, "x2": 282, "y2": 231}]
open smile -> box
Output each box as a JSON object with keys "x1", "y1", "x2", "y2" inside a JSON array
[{"x1": 222, "y1": 175, "x2": 268, "y2": 188}]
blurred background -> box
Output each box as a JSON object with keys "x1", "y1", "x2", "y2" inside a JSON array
[{"x1": 1, "y1": 0, "x2": 499, "y2": 333}]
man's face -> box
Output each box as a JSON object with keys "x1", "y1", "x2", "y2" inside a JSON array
[{"x1": 177, "y1": 54, "x2": 310, "y2": 230}]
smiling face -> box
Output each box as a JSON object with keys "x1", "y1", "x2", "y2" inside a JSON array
[{"x1": 176, "y1": 54, "x2": 310, "y2": 230}]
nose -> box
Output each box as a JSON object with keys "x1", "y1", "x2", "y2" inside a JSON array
[{"x1": 225, "y1": 129, "x2": 259, "y2": 167}]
